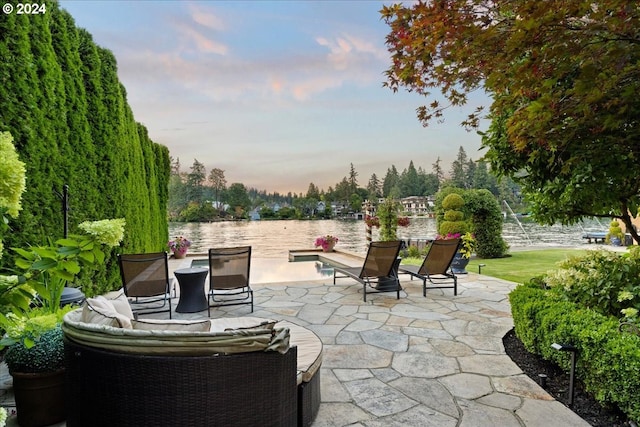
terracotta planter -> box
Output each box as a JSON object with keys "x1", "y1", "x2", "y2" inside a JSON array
[
  {"x1": 11, "y1": 369, "x2": 66, "y2": 427},
  {"x1": 322, "y1": 243, "x2": 335, "y2": 252},
  {"x1": 172, "y1": 249, "x2": 188, "y2": 259}
]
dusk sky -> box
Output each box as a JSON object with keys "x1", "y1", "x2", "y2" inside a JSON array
[{"x1": 60, "y1": 0, "x2": 488, "y2": 194}]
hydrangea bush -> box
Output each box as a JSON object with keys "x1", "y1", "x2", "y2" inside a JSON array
[{"x1": 544, "y1": 248, "x2": 640, "y2": 328}]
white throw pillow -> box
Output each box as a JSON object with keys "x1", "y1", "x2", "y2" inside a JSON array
[
  {"x1": 83, "y1": 297, "x2": 133, "y2": 329},
  {"x1": 102, "y1": 293, "x2": 134, "y2": 319}
]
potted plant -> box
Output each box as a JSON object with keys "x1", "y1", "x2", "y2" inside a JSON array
[
  {"x1": 168, "y1": 236, "x2": 191, "y2": 258},
  {"x1": 1, "y1": 309, "x2": 70, "y2": 427},
  {"x1": 315, "y1": 235, "x2": 338, "y2": 252},
  {"x1": 0, "y1": 218, "x2": 125, "y2": 427},
  {"x1": 606, "y1": 220, "x2": 624, "y2": 246}
]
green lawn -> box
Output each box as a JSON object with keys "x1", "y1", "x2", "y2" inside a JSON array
[
  {"x1": 403, "y1": 248, "x2": 589, "y2": 284},
  {"x1": 466, "y1": 249, "x2": 588, "y2": 283}
]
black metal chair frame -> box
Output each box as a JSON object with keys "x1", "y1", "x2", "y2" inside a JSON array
[
  {"x1": 208, "y1": 246, "x2": 254, "y2": 315},
  {"x1": 118, "y1": 252, "x2": 173, "y2": 319},
  {"x1": 332, "y1": 240, "x2": 403, "y2": 302},
  {"x1": 398, "y1": 238, "x2": 460, "y2": 296}
]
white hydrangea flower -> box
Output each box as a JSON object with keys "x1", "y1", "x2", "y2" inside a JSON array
[{"x1": 78, "y1": 218, "x2": 126, "y2": 247}]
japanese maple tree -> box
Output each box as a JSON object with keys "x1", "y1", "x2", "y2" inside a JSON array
[{"x1": 381, "y1": 1, "x2": 640, "y2": 242}]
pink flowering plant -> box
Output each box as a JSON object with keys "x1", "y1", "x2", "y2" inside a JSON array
[
  {"x1": 314, "y1": 235, "x2": 338, "y2": 251},
  {"x1": 436, "y1": 232, "x2": 476, "y2": 258},
  {"x1": 167, "y1": 236, "x2": 191, "y2": 254}
]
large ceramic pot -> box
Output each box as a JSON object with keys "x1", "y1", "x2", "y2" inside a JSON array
[
  {"x1": 450, "y1": 252, "x2": 470, "y2": 274},
  {"x1": 11, "y1": 369, "x2": 66, "y2": 427}
]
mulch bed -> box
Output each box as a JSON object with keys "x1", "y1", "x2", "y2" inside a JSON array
[{"x1": 502, "y1": 329, "x2": 633, "y2": 427}]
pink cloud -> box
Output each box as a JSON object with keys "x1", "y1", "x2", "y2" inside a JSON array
[{"x1": 187, "y1": 4, "x2": 225, "y2": 31}]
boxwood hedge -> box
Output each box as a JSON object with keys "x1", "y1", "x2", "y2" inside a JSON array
[{"x1": 509, "y1": 282, "x2": 640, "y2": 422}]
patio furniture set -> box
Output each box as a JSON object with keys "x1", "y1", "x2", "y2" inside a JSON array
[
  {"x1": 61, "y1": 239, "x2": 460, "y2": 425},
  {"x1": 333, "y1": 238, "x2": 461, "y2": 300}
]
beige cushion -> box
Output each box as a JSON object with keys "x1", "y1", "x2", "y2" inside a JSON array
[
  {"x1": 224, "y1": 320, "x2": 277, "y2": 332},
  {"x1": 132, "y1": 319, "x2": 211, "y2": 332},
  {"x1": 83, "y1": 297, "x2": 133, "y2": 329},
  {"x1": 280, "y1": 321, "x2": 323, "y2": 384},
  {"x1": 80, "y1": 305, "x2": 121, "y2": 328},
  {"x1": 210, "y1": 316, "x2": 278, "y2": 333},
  {"x1": 104, "y1": 293, "x2": 134, "y2": 319},
  {"x1": 62, "y1": 309, "x2": 289, "y2": 356}
]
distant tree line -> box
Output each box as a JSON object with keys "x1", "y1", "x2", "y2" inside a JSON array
[
  {"x1": 0, "y1": 1, "x2": 170, "y2": 290},
  {"x1": 169, "y1": 146, "x2": 523, "y2": 221}
]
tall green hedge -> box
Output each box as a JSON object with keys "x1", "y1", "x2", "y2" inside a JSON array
[{"x1": 0, "y1": 1, "x2": 170, "y2": 294}]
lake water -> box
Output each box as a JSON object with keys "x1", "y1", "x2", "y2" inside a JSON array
[{"x1": 169, "y1": 217, "x2": 607, "y2": 258}]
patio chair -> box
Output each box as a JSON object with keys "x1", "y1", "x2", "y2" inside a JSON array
[
  {"x1": 208, "y1": 246, "x2": 253, "y2": 315},
  {"x1": 118, "y1": 252, "x2": 173, "y2": 319},
  {"x1": 333, "y1": 240, "x2": 402, "y2": 302},
  {"x1": 398, "y1": 238, "x2": 460, "y2": 296}
]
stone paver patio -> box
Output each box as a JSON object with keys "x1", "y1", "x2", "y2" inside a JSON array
[
  {"x1": 170, "y1": 263, "x2": 589, "y2": 427},
  {"x1": 0, "y1": 261, "x2": 590, "y2": 427}
]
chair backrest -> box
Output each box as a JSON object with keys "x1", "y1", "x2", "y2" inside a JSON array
[
  {"x1": 118, "y1": 252, "x2": 170, "y2": 297},
  {"x1": 419, "y1": 238, "x2": 460, "y2": 275},
  {"x1": 360, "y1": 240, "x2": 402, "y2": 279},
  {"x1": 208, "y1": 246, "x2": 251, "y2": 290}
]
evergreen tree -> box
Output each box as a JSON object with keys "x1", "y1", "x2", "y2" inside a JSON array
[
  {"x1": 399, "y1": 160, "x2": 421, "y2": 197},
  {"x1": 422, "y1": 173, "x2": 440, "y2": 196},
  {"x1": 208, "y1": 167, "x2": 226, "y2": 205},
  {"x1": 432, "y1": 157, "x2": 444, "y2": 184},
  {"x1": 306, "y1": 182, "x2": 320, "y2": 200},
  {"x1": 382, "y1": 165, "x2": 400, "y2": 197},
  {"x1": 366, "y1": 173, "x2": 381, "y2": 200},
  {"x1": 348, "y1": 163, "x2": 358, "y2": 195},
  {"x1": 186, "y1": 159, "x2": 206, "y2": 204},
  {"x1": 226, "y1": 183, "x2": 251, "y2": 218},
  {"x1": 449, "y1": 146, "x2": 468, "y2": 188},
  {"x1": 472, "y1": 161, "x2": 498, "y2": 194},
  {"x1": 0, "y1": 3, "x2": 170, "y2": 291}
]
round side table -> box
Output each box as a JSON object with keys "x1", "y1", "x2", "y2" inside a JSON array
[{"x1": 174, "y1": 267, "x2": 209, "y2": 313}]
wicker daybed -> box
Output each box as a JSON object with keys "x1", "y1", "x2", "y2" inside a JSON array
[{"x1": 62, "y1": 296, "x2": 322, "y2": 427}]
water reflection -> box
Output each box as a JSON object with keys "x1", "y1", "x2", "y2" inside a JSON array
[
  {"x1": 188, "y1": 256, "x2": 336, "y2": 284},
  {"x1": 169, "y1": 217, "x2": 606, "y2": 258}
]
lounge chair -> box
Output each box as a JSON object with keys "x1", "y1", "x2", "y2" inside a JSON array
[
  {"x1": 207, "y1": 246, "x2": 253, "y2": 315},
  {"x1": 333, "y1": 240, "x2": 402, "y2": 302},
  {"x1": 398, "y1": 238, "x2": 460, "y2": 296},
  {"x1": 117, "y1": 252, "x2": 173, "y2": 318}
]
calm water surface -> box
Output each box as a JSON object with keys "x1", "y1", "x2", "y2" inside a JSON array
[{"x1": 169, "y1": 217, "x2": 606, "y2": 258}]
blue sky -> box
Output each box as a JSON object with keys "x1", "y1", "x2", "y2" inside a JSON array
[{"x1": 60, "y1": 0, "x2": 488, "y2": 194}]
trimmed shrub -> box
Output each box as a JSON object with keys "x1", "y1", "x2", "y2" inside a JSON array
[
  {"x1": 465, "y1": 189, "x2": 508, "y2": 258},
  {"x1": 510, "y1": 283, "x2": 640, "y2": 422},
  {"x1": 439, "y1": 193, "x2": 468, "y2": 236}
]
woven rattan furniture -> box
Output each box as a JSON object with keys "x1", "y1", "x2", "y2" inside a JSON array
[
  {"x1": 62, "y1": 308, "x2": 322, "y2": 427},
  {"x1": 65, "y1": 340, "x2": 297, "y2": 427}
]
